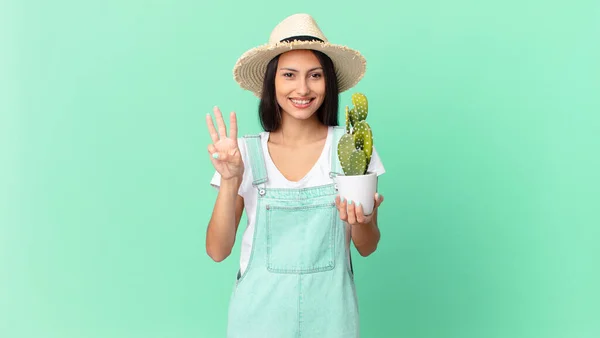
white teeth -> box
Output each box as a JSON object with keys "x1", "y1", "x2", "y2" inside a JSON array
[{"x1": 291, "y1": 99, "x2": 311, "y2": 104}]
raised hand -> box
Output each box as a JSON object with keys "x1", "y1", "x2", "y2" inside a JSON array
[{"x1": 206, "y1": 106, "x2": 244, "y2": 180}]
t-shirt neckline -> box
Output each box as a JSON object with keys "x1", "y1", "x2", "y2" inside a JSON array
[{"x1": 262, "y1": 126, "x2": 332, "y2": 186}]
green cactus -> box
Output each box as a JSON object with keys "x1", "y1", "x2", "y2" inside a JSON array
[
  {"x1": 337, "y1": 92, "x2": 374, "y2": 175},
  {"x1": 351, "y1": 93, "x2": 368, "y2": 121},
  {"x1": 353, "y1": 120, "x2": 373, "y2": 166},
  {"x1": 349, "y1": 107, "x2": 359, "y2": 126},
  {"x1": 345, "y1": 106, "x2": 351, "y2": 134}
]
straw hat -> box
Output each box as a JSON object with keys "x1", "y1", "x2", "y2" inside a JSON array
[{"x1": 233, "y1": 13, "x2": 367, "y2": 97}]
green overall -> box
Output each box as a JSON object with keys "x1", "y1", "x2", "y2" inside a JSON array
[{"x1": 226, "y1": 126, "x2": 359, "y2": 338}]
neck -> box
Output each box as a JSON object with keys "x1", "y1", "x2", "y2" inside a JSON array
[{"x1": 269, "y1": 112, "x2": 328, "y2": 146}]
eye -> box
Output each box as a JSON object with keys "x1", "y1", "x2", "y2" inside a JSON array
[
  {"x1": 311, "y1": 73, "x2": 323, "y2": 79},
  {"x1": 282, "y1": 72, "x2": 294, "y2": 78}
]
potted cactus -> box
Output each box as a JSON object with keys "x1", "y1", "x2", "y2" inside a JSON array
[{"x1": 335, "y1": 92, "x2": 379, "y2": 215}]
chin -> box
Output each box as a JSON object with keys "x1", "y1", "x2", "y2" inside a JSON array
[{"x1": 286, "y1": 109, "x2": 318, "y2": 120}]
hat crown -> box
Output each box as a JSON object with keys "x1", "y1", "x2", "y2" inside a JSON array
[{"x1": 268, "y1": 13, "x2": 328, "y2": 44}]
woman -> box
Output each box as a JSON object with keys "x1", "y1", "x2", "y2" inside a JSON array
[{"x1": 205, "y1": 13, "x2": 385, "y2": 338}]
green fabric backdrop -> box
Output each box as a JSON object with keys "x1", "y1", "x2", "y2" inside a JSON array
[{"x1": 2, "y1": 1, "x2": 599, "y2": 337}]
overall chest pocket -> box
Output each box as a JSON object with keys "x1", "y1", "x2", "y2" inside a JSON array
[{"x1": 265, "y1": 202, "x2": 337, "y2": 274}]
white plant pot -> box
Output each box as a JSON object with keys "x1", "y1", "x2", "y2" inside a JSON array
[{"x1": 334, "y1": 171, "x2": 378, "y2": 216}]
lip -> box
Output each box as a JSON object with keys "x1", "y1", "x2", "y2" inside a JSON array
[{"x1": 289, "y1": 97, "x2": 314, "y2": 109}]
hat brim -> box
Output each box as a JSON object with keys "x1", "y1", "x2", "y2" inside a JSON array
[{"x1": 233, "y1": 40, "x2": 366, "y2": 98}]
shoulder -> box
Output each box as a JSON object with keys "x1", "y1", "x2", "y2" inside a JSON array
[
  {"x1": 240, "y1": 131, "x2": 269, "y2": 141},
  {"x1": 331, "y1": 126, "x2": 346, "y2": 141},
  {"x1": 368, "y1": 146, "x2": 386, "y2": 176},
  {"x1": 239, "y1": 131, "x2": 269, "y2": 156}
]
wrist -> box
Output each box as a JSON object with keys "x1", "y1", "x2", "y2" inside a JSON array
[
  {"x1": 220, "y1": 175, "x2": 242, "y2": 192},
  {"x1": 352, "y1": 215, "x2": 375, "y2": 229}
]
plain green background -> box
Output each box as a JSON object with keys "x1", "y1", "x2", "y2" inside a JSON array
[{"x1": 2, "y1": 0, "x2": 599, "y2": 337}]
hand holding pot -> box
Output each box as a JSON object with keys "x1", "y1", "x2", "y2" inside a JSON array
[{"x1": 335, "y1": 193, "x2": 384, "y2": 226}]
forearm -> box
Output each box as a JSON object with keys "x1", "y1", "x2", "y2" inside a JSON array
[
  {"x1": 206, "y1": 177, "x2": 241, "y2": 262},
  {"x1": 351, "y1": 211, "x2": 380, "y2": 257}
]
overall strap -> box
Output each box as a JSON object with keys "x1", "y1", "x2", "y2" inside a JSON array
[
  {"x1": 243, "y1": 134, "x2": 268, "y2": 186},
  {"x1": 329, "y1": 126, "x2": 346, "y2": 178}
]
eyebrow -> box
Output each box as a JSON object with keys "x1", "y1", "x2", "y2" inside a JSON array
[{"x1": 279, "y1": 67, "x2": 323, "y2": 72}]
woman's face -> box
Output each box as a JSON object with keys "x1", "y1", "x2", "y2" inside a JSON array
[{"x1": 274, "y1": 49, "x2": 326, "y2": 121}]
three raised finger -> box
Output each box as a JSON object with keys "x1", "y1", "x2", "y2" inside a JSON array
[
  {"x1": 229, "y1": 111, "x2": 238, "y2": 142},
  {"x1": 207, "y1": 107, "x2": 238, "y2": 143},
  {"x1": 206, "y1": 112, "x2": 219, "y2": 143},
  {"x1": 214, "y1": 106, "x2": 227, "y2": 139}
]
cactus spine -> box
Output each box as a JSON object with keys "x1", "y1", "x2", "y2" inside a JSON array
[{"x1": 338, "y1": 93, "x2": 374, "y2": 175}]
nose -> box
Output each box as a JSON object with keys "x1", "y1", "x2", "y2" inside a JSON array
[{"x1": 296, "y1": 78, "x2": 310, "y2": 96}]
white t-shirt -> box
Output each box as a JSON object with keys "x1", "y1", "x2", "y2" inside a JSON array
[{"x1": 210, "y1": 126, "x2": 386, "y2": 275}]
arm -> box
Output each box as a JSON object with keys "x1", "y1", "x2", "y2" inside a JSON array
[
  {"x1": 350, "y1": 204, "x2": 380, "y2": 257},
  {"x1": 206, "y1": 177, "x2": 245, "y2": 262},
  {"x1": 204, "y1": 107, "x2": 245, "y2": 262}
]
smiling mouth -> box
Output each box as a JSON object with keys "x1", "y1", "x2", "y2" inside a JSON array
[
  {"x1": 289, "y1": 98, "x2": 314, "y2": 108},
  {"x1": 290, "y1": 98, "x2": 313, "y2": 104}
]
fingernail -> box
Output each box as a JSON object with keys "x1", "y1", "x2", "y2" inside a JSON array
[
  {"x1": 375, "y1": 193, "x2": 379, "y2": 200},
  {"x1": 341, "y1": 197, "x2": 345, "y2": 203},
  {"x1": 212, "y1": 153, "x2": 219, "y2": 159},
  {"x1": 348, "y1": 200, "x2": 353, "y2": 205},
  {"x1": 356, "y1": 202, "x2": 361, "y2": 207}
]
